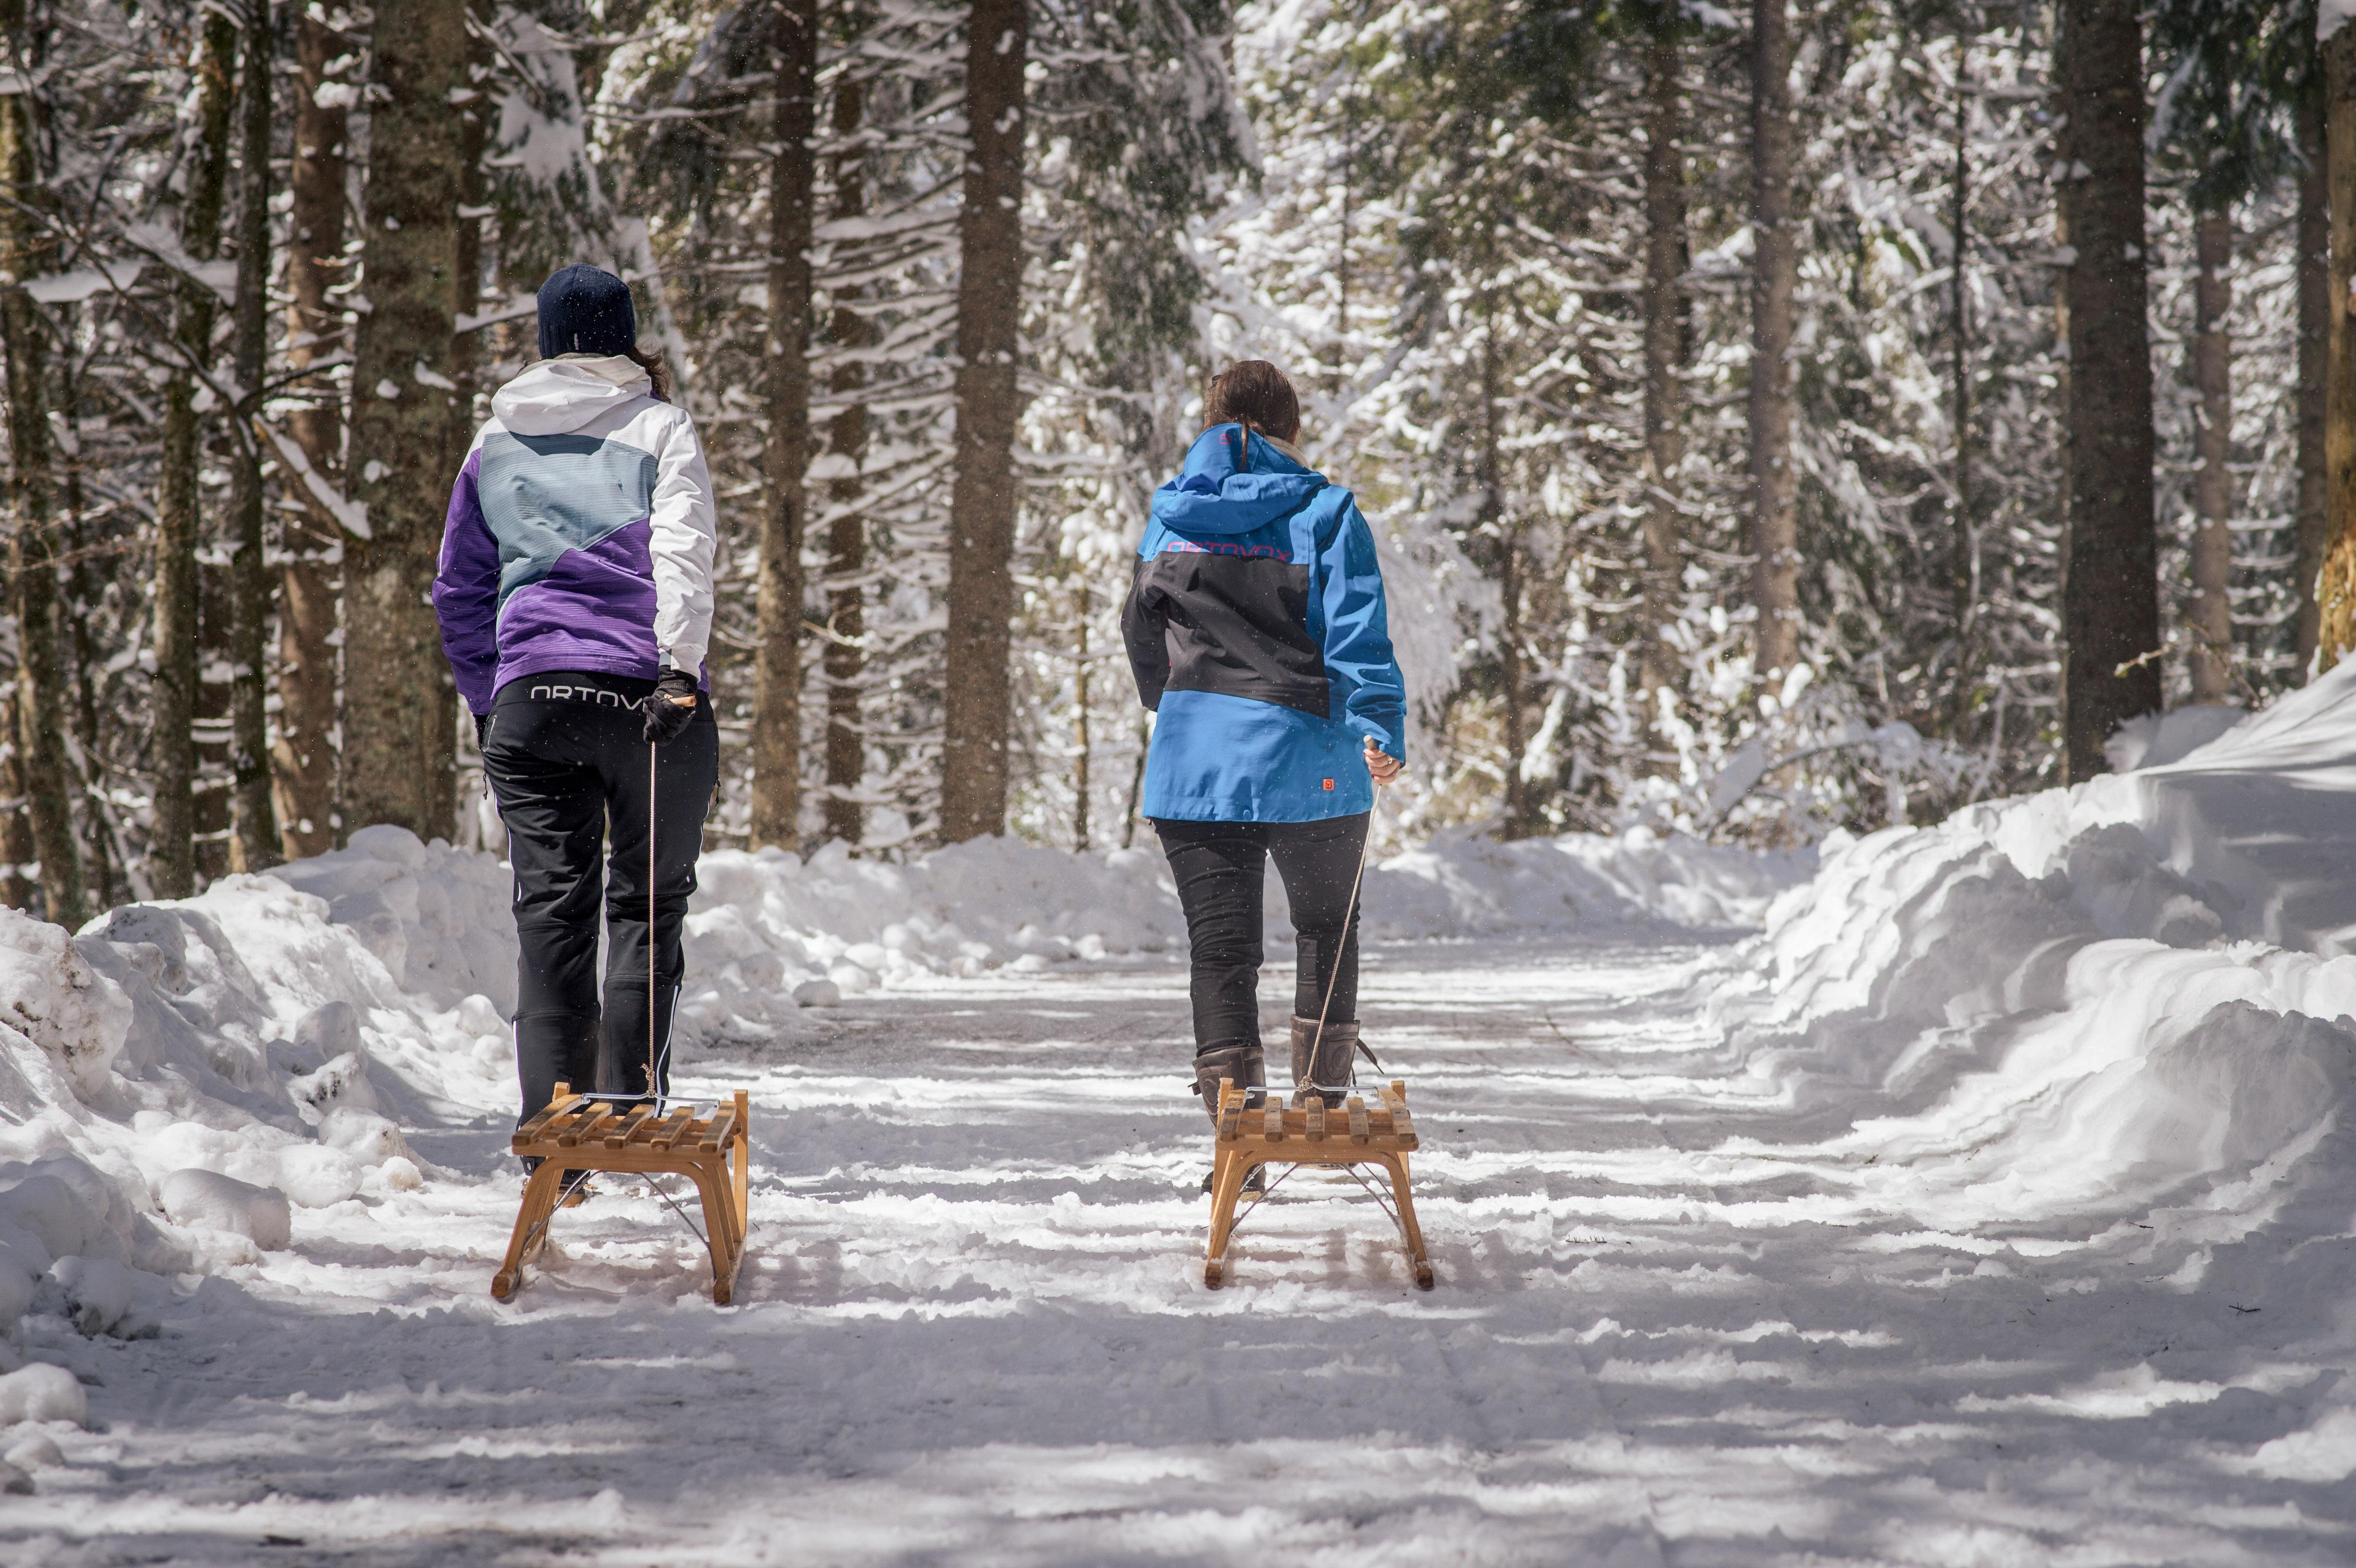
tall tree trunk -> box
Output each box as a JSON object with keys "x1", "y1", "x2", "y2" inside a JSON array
[
  {"x1": 448, "y1": 6, "x2": 490, "y2": 475},
  {"x1": 152, "y1": 11, "x2": 236, "y2": 896},
  {"x1": 1747, "y1": 0, "x2": 1799, "y2": 677},
  {"x1": 343, "y1": 0, "x2": 464, "y2": 840},
  {"x1": 1479, "y1": 327, "x2": 1531, "y2": 838},
  {"x1": 1635, "y1": 28, "x2": 1687, "y2": 723},
  {"x1": 194, "y1": 526, "x2": 231, "y2": 883},
  {"x1": 940, "y1": 0, "x2": 1028, "y2": 843},
  {"x1": 0, "y1": 682, "x2": 28, "y2": 910},
  {"x1": 2297, "y1": 86, "x2": 2329, "y2": 679},
  {"x1": 2316, "y1": 28, "x2": 2356, "y2": 669},
  {"x1": 1500, "y1": 534, "x2": 1531, "y2": 835},
  {"x1": 751, "y1": 0, "x2": 817, "y2": 851},
  {"x1": 1948, "y1": 34, "x2": 1977, "y2": 734},
  {"x1": 0, "y1": 50, "x2": 84, "y2": 928},
  {"x1": 2055, "y1": 0, "x2": 2159, "y2": 781},
  {"x1": 2187, "y1": 206, "x2": 2233, "y2": 705},
  {"x1": 446, "y1": 12, "x2": 490, "y2": 846},
  {"x1": 225, "y1": 0, "x2": 279, "y2": 872},
  {"x1": 59, "y1": 361, "x2": 125, "y2": 909},
  {"x1": 273, "y1": 6, "x2": 351, "y2": 858},
  {"x1": 1071, "y1": 579, "x2": 1090, "y2": 851},
  {"x1": 822, "y1": 75, "x2": 869, "y2": 849}
]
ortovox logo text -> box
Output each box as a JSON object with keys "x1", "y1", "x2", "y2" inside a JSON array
[{"x1": 530, "y1": 684, "x2": 634, "y2": 708}]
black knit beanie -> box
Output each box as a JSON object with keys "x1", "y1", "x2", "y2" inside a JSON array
[{"x1": 536, "y1": 264, "x2": 637, "y2": 359}]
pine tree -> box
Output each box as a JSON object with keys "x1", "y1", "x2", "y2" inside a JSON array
[
  {"x1": 273, "y1": 5, "x2": 354, "y2": 859},
  {"x1": 1633, "y1": 3, "x2": 1690, "y2": 724},
  {"x1": 0, "y1": 0, "x2": 84, "y2": 926},
  {"x1": 224, "y1": 0, "x2": 278, "y2": 870},
  {"x1": 150, "y1": 10, "x2": 236, "y2": 895},
  {"x1": 752, "y1": 0, "x2": 818, "y2": 851},
  {"x1": 2312, "y1": 16, "x2": 2356, "y2": 669},
  {"x1": 819, "y1": 70, "x2": 870, "y2": 849},
  {"x1": 343, "y1": 0, "x2": 466, "y2": 841},
  {"x1": 2149, "y1": 0, "x2": 2312, "y2": 701},
  {"x1": 940, "y1": 0, "x2": 1028, "y2": 842},
  {"x1": 2298, "y1": 88, "x2": 2328, "y2": 676},
  {"x1": 2054, "y1": 0, "x2": 2159, "y2": 779},
  {"x1": 1747, "y1": 0, "x2": 1799, "y2": 678}
]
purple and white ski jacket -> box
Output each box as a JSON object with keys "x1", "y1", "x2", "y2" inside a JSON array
[{"x1": 434, "y1": 356, "x2": 716, "y2": 715}]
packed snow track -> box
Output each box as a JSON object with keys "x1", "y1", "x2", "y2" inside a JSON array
[{"x1": 11, "y1": 931, "x2": 2355, "y2": 1566}]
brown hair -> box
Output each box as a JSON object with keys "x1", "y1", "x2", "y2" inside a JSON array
[
  {"x1": 1202, "y1": 360, "x2": 1299, "y2": 442},
  {"x1": 625, "y1": 341, "x2": 674, "y2": 403}
]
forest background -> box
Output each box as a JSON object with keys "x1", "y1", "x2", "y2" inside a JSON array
[{"x1": 0, "y1": 0, "x2": 2344, "y2": 923}]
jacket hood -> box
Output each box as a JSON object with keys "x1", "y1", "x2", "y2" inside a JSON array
[
  {"x1": 491, "y1": 356, "x2": 653, "y2": 436},
  {"x1": 1150, "y1": 424, "x2": 1326, "y2": 536}
]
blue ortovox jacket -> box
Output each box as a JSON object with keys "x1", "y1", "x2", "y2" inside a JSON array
[{"x1": 1121, "y1": 424, "x2": 1407, "y2": 822}]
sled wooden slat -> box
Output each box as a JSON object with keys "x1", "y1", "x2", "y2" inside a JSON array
[
  {"x1": 1203, "y1": 1078, "x2": 1433, "y2": 1293},
  {"x1": 646, "y1": 1107, "x2": 696, "y2": 1150},
  {"x1": 493, "y1": 1085, "x2": 753, "y2": 1307},
  {"x1": 532, "y1": 1096, "x2": 600, "y2": 1143},
  {"x1": 603, "y1": 1105, "x2": 658, "y2": 1149},
  {"x1": 513, "y1": 1093, "x2": 583, "y2": 1144},
  {"x1": 556, "y1": 1106, "x2": 621, "y2": 1148}
]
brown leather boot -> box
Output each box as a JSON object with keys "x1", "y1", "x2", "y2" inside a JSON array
[
  {"x1": 1192, "y1": 1042, "x2": 1264, "y2": 1127},
  {"x1": 1289, "y1": 1015, "x2": 1359, "y2": 1107}
]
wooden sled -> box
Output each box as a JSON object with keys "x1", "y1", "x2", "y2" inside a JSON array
[
  {"x1": 1204, "y1": 1077, "x2": 1434, "y2": 1291},
  {"x1": 492, "y1": 1084, "x2": 751, "y2": 1304}
]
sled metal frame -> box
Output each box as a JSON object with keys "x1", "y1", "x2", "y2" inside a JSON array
[
  {"x1": 1204, "y1": 1077, "x2": 1433, "y2": 1290},
  {"x1": 492, "y1": 1084, "x2": 751, "y2": 1304}
]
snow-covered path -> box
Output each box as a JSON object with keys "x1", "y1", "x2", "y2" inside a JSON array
[{"x1": 14, "y1": 934, "x2": 2356, "y2": 1566}]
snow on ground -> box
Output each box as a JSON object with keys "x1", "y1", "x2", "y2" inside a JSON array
[{"x1": 4, "y1": 673, "x2": 2356, "y2": 1561}]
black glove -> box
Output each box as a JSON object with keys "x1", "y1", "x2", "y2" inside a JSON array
[
  {"x1": 474, "y1": 711, "x2": 492, "y2": 751},
  {"x1": 642, "y1": 669, "x2": 699, "y2": 745}
]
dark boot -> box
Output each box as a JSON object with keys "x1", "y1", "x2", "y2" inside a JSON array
[
  {"x1": 1290, "y1": 1015, "x2": 1359, "y2": 1107},
  {"x1": 1192, "y1": 1042, "x2": 1264, "y2": 1128}
]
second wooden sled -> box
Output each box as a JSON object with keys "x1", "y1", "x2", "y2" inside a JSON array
[
  {"x1": 492, "y1": 1084, "x2": 751, "y2": 1304},
  {"x1": 1204, "y1": 1077, "x2": 1434, "y2": 1291}
]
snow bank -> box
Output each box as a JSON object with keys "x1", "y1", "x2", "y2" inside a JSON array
[
  {"x1": 679, "y1": 838, "x2": 1188, "y2": 1041},
  {"x1": 1360, "y1": 826, "x2": 1806, "y2": 938},
  {"x1": 680, "y1": 825, "x2": 1792, "y2": 1042},
  {"x1": 0, "y1": 828, "x2": 518, "y2": 1414},
  {"x1": 1721, "y1": 659, "x2": 2356, "y2": 1228}
]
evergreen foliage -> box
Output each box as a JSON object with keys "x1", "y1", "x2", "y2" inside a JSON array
[{"x1": 0, "y1": 0, "x2": 2333, "y2": 915}]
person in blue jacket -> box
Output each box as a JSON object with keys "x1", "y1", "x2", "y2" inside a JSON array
[{"x1": 1122, "y1": 360, "x2": 1407, "y2": 1130}]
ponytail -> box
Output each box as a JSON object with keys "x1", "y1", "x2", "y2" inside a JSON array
[{"x1": 624, "y1": 342, "x2": 674, "y2": 403}]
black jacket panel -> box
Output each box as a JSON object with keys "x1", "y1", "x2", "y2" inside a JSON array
[
  {"x1": 1125, "y1": 549, "x2": 1329, "y2": 719},
  {"x1": 1122, "y1": 556, "x2": 1172, "y2": 710}
]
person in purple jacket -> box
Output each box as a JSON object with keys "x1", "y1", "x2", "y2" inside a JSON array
[{"x1": 434, "y1": 264, "x2": 718, "y2": 1141}]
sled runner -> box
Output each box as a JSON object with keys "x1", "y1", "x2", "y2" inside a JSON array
[
  {"x1": 492, "y1": 1084, "x2": 752, "y2": 1304},
  {"x1": 1203, "y1": 1077, "x2": 1433, "y2": 1290}
]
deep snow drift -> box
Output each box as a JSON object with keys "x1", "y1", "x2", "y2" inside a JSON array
[{"x1": 2, "y1": 669, "x2": 2356, "y2": 1557}]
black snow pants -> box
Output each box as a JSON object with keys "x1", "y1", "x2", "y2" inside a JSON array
[
  {"x1": 1154, "y1": 813, "x2": 1368, "y2": 1060},
  {"x1": 482, "y1": 671, "x2": 719, "y2": 1127}
]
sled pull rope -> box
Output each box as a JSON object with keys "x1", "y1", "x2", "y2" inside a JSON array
[
  {"x1": 1308, "y1": 789, "x2": 1383, "y2": 1086},
  {"x1": 649, "y1": 736, "x2": 658, "y2": 1099}
]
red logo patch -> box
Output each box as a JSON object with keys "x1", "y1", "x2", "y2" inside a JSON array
[{"x1": 1322, "y1": 778, "x2": 1335, "y2": 791}]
